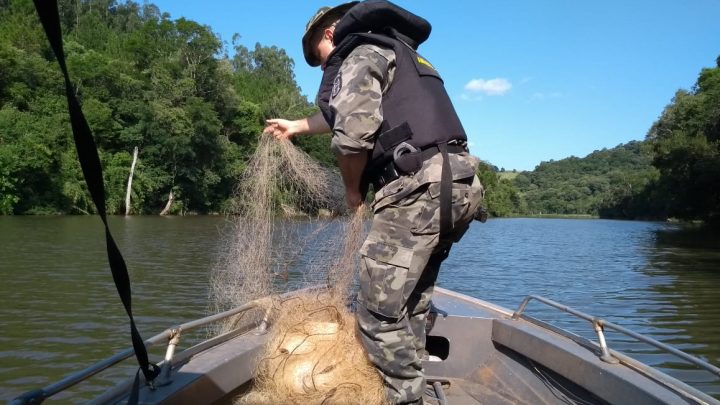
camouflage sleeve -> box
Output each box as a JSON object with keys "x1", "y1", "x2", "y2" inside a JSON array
[{"x1": 329, "y1": 44, "x2": 395, "y2": 156}]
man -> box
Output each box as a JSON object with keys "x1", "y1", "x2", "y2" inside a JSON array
[{"x1": 265, "y1": 2, "x2": 483, "y2": 403}]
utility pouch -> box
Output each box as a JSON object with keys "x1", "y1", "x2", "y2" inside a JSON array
[
  {"x1": 393, "y1": 141, "x2": 422, "y2": 174},
  {"x1": 379, "y1": 121, "x2": 413, "y2": 152},
  {"x1": 394, "y1": 151, "x2": 423, "y2": 174},
  {"x1": 370, "y1": 161, "x2": 401, "y2": 191}
]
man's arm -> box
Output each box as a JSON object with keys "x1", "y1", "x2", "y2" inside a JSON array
[
  {"x1": 264, "y1": 111, "x2": 330, "y2": 140},
  {"x1": 329, "y1": 45, "x2": 394, "y2": 210},
  {"x1": 337, "y1": 152, "x2": 368, "y2": 209}
]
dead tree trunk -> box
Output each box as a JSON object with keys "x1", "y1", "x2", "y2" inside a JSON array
[
  {"x1": 124, "y1": 146, "x2": 139, "y2": 216},
  {"x1": 160, "y1": 190, "x2": 174, "y2": 216}
]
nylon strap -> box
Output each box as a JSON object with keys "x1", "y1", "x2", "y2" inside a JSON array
[
  {"x1": 438, "y1": 142, "x2": 453, "y2": 238},
  {"x1": 32, "y1": 0, "x2": 160, "y2": 400}
]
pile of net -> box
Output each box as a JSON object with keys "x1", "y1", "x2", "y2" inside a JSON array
[
  {"x1": 209, "y1": 134, "x2": 387, "y2": 404},
  {"x1": 243, "y1": 290, "x2": 385, "y2": 404}
]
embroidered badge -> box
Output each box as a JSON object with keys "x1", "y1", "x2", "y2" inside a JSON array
[
  {"x1": 417, "y1": 56, "x2": 436, "y2": 70},
  {"x1": 331, "y1": 73, "x2": 342, "y2": 98}
]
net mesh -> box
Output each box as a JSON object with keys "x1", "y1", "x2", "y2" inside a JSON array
[{"x1": 208, "y1": 134, "x2": 387, "y2": 404}]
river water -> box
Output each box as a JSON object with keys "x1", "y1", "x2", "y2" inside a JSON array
[{"x1": 0, "y1": 216, "x2": 718, "y2": 402}]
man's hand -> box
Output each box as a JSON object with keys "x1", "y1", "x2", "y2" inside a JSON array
[
  {"x1": 345, "y1": 189, "x2": 364, "y2": 211},
  {"x1": 264, "y1": 112, "x2": 331, "y2": 140},
  {"x1": 264, "y1": 119, "x2": 299, "y2": 140}
]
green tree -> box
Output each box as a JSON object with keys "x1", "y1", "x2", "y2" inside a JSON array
[
  {"x1": 511, "y1": 141, "x2": 658, "y2": 217},
  {"x1": 0, "y1": 0, "x2": 267, "y2": 214},
  {"x1": 646, "y1": 57, "x2": 720, "y2": 223},
  {"x1": 475, "y1": 160, "x2": 522, "y2": 217}
]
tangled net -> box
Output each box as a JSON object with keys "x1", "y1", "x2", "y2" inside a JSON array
[
  {"x1": 242, "y1": 290, "x2": 386, "y2": 405},
  {"x1": 209, "y1": 134, "x2": 343, "y2": 329},
  {"x1": 208, "y1": 134, "x2": 387, "y2": 404}
]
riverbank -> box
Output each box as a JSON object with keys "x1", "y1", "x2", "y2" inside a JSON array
[{"x1": 504, "y1": 213, "x2": 598, "y2": 219}]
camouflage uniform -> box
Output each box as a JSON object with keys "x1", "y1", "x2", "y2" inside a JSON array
[{"x1": 329, "y1": 44, "x2": 483, "y2": 404}]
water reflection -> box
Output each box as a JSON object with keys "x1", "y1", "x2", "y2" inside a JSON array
[
  {"x1": 640, "y1": 225, "x2": 720, "y2": 394},
  {"x1": 1, "y1": 217, "x2": 719, "y2": 401},
  {"x1": 439, "y1": 218, "x2": 719, "y2": 398}
]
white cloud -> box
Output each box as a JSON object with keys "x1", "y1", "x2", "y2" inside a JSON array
[{"x1": 464, "y1": 78, "x2": 512, "y2": 96}]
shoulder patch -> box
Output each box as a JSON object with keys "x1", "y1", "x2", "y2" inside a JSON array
[
  {"x1": 331, "y1": 73, "x2": 342, "y2": 98},
  {"x1": 417, "y1": 56, "x2": 435, "y2": 70}
]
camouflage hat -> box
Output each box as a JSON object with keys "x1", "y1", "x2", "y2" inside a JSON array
[{"x1": 302, "y1": 2, "x2": 359, "y2": 67}]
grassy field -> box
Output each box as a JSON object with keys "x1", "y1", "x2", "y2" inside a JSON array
[{"x1": 497, "y1": 171, "x2": 520, "y2": 180}]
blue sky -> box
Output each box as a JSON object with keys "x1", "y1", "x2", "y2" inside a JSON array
[{"x1": 152, "y1": 0, "x2": 720, "y2": 171}]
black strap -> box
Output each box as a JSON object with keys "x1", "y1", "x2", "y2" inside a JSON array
[
  {"x1": 31, "y1": 0, "x2": 160, "y2": 398},
  {"x1": 438, "y1": 142, "x2": 453, "y2": 238},
  {"x1": 369, "y1": 143, "x2": 466, "y2": 193},
  {"x1": 420, "y1": 143, "x2": 466, "y2": 161},
  {"x1": 378, "y1": 122, "x2": 413, "y2": 151}
]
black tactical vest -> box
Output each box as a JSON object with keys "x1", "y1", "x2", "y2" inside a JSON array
[{"x1": 317, "y1": 32, "x2": 468, "y2": 178}]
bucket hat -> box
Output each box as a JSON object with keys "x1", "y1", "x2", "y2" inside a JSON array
[{"x1": 302, "y1": 2, "x2": 359, "y2": 66}]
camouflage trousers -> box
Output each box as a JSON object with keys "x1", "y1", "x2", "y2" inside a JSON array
[{"x1": 356, "y1": 174, "x2": 484, "y2": 404}]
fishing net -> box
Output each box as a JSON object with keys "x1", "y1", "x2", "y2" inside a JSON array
[
  {"x1": 242, "y1": 288, "x2": 385, "y2": 405},
  {"x1": 209, "y1": 134, "x2": 343, "y2": 330},
  {"x1": 208, "y1": 134, "x2": 387, "y2": 404}
]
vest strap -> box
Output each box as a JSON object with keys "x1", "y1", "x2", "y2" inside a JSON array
[
  {"x1": 368, "y1": 143, "x2": 466, "y2": 192},
  {"x1": 438, "y1": 142, "x2": 453, "y2": 238}
]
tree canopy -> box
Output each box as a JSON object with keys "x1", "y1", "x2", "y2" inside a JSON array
[
  {"x1": 0, "y1": 0, "x2": 330, "y2": 215},
  {"x1": 645, "y1": 58, "x2": 720, "y2": 224},
  {"x1": 475, "y1": 141, "x2": 659, "y2": 218}
]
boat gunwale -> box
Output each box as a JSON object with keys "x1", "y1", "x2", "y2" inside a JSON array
[
  {"x1": 9, "y1": 297, "x2": 270, "y2": 404},
  {"x1": 11, "y1": 286, "x2": 720, "y2": 404},
  {"x1": 432, "y1": 288, "x2": 719, "y2": 403}
]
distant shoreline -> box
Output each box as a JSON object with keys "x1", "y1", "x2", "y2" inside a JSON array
[{"x1": 499, "y1": 214, "x2": 598, "y2": 219}]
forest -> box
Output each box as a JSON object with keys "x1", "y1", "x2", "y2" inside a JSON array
[
  {"x1": 1, "y1": 0, "x2": 718, "y2": 224},
  {"x1": 477, "y1": 55, "x2": 719, "y2": 225},
  {"x1": 0, "y1": 0, "x2": 332, "y2": 215}
]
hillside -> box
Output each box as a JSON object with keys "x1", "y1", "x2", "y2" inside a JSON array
[
  {"x1": 475, "y1": 140, "x2": 662, "y2": 218},
  {"x1": 513, "y1": 141, "x2": 659, "y2": 216}
]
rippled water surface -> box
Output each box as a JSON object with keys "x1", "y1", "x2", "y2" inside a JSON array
[{"x1": 1, "y1": 216, "x2": 718, "y2": 401}]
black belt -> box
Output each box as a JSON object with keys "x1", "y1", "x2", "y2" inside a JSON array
[{"x1": 370, "y1": 144, "x2": 467, "y2": 192}]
